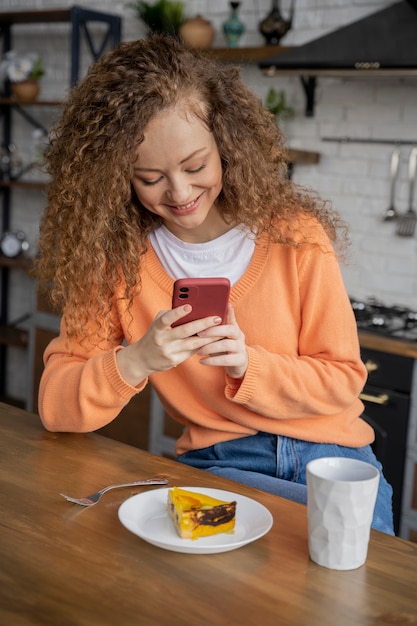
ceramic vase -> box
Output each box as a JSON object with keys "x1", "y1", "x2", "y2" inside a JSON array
[
  {"x1": 179, "y1": 15, "x2": 215, "y2": 49},
  {"x1": 259, "y1": 0, "x2": 293, "y2": 45},
  {"x1": 223, "y1": 2, "x2": 245, "y2": 48}
]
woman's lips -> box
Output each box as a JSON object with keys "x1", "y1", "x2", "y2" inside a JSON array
[{"x1": 168, "y1": 193, "x2": 203, "y2": 215}]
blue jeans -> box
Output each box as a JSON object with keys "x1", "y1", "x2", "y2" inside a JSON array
[{"x1": 177, "y1": 432, "x2": 395, "y2": 536}]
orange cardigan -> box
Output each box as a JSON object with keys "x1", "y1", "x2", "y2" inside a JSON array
[{"x1": 39, "y1": 230, "x2": 370, "y2": 456}]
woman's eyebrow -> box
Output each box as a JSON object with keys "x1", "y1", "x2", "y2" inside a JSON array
[
  {"x1": 179, "y1": 147, "x2": 207, "y2": 164},
  {"x1": 134, "y1": 165, "x2": 162, "y2": 173}
]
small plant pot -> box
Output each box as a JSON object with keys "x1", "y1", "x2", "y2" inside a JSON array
[{"x1": 11, "y1": 79, "x2": 40, "y2": 102}]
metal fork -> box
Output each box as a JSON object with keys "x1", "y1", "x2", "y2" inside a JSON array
[{"x1": 60, "y1": 477, "x2": 168, "y2": 506}]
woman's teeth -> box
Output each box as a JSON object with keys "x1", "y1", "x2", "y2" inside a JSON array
[{"x1": 175, "y1": 199, "x2": 197, "y2": 210}]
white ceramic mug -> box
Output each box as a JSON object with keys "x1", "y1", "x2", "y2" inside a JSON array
[{"x1": 306, "y1": 457, "x2": 380, "y2": 570}]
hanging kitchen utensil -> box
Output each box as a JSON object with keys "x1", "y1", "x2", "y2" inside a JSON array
[
  {"x1": 396, "y1": 147, "x2": 417, "y2": 236},
  {"x1": 383, "y1": 148, "x2": 400, "y2": 221}
]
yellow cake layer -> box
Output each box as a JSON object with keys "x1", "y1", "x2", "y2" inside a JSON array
[{"x1": 168, "y1": 487, "x2": 237, "y2": 540}]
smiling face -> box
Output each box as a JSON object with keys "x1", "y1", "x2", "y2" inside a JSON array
[{"x1": 131, "y1": 107, "x2": 228, "y2": 243}]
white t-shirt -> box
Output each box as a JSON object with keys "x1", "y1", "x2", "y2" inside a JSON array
[{"x1": 149, "y1": 224, "x2": 256, "y2": 285}]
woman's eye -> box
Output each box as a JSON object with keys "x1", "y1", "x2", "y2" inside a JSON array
[
  {"x1": 141, "y1": 177, "x2": 162, "y2": 186},
  {"x1": 188, "y1": 163, "x2": 206, "y2": 174},
  {"x1": 135, "y1": 162, "x2": 206, "y2": 184}
]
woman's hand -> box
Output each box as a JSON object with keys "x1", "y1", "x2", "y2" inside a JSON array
[
  {"x1": 116, "y1": 304, "x2": 223, "y2": 386},
  {"x1": 196, "y1": 303, "x2": 248, "y2": 379}
]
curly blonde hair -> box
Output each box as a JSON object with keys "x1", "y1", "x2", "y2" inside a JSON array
[{"x1": 35, "y1": 34, "x2": 348, "y2": 342}]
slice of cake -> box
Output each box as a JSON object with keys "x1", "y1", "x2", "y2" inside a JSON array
[{"x1": 167, "y1": 486, "x2": 237, "y2": 540}]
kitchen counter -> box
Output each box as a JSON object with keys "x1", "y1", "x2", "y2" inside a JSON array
[{"x1": 359, "y1": 331, "x2": 417, "y2": 359}]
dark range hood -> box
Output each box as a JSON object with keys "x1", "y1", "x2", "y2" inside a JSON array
[
  {"x1": 259, "y1": 1, "x2": 417, "y2": 116},
  {"x1": 259, "y1": 0, "x2": 417, "y2": 73}
]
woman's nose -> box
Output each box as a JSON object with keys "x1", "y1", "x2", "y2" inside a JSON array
[{"x1": 165, "y1": 176, "x2": 192, "y2": 204}]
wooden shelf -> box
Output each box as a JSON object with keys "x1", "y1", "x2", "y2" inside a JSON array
[
  {"x1": 0, "y1": 324, "x2": 29, "y2": 348},
  {"x1": 0, "y1": 9, "x2": 73, "y2": 24},
  {"x1": 203, "y1": 45, "x2": 292, "y2": 63},
  {"x1": 0, "y1": 254, "x2": 33, "y2": 272},
  {"x1": 0, "y1": 97, "x2": 62, "y2": 106},
  {"x1": 0, "y1": 7, "x2": 120, "y2": 25},
  {"x1": 288, "y1": 148, "x2": 320, "y2": 165},
  {"x1": 0, "y1": 179, "x2": 48, "y2": 190}
]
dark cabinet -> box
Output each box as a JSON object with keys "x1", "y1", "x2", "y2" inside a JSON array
[{"x1": 359, "y1": 347, "x2": 413, "y2": 535}]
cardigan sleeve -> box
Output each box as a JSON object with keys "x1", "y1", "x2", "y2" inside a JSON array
[
  {"x1": 225, "y1": 236, "x2": 367, "y2": 423},
  {"x1": 38, "y1": 317, "x2": 147, "y2": 432}
]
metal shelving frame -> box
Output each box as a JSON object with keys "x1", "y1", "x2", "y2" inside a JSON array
[{"x1": 0, "y1": 6, "x2": 121, "y2": 404}]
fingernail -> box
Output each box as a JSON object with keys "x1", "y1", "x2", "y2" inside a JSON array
[{"x1": 213, "y1": 317, "x2": 222, "y2": 324}]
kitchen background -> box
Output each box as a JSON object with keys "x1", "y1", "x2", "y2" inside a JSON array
[
  {"x1": 2, "y1": 0, "x2": 417, "y2": 398},
  {"x1": 2, "y1": 0, "x2": 417, "y2": 540}
]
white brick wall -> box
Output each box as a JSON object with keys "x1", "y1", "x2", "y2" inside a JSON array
[{"x1": 3, "y1": 0, "x2": 417, "y2": 399}]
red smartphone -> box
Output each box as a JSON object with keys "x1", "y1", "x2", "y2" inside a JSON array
[{"x1": 171, "y1": 277, "x2": 231, "y2": 328}]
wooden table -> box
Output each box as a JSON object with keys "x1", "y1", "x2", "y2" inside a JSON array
[{"x1": 1, "y1": 402, "x2": 417, "y2": 626}]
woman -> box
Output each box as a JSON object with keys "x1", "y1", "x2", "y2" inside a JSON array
[{"x1": 36, "y1": 35, "x2": 394, "y2": 534}]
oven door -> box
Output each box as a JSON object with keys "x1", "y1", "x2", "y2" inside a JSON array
[{"x1": 360, "y1": 384, "x2": 410, "y2": 535}]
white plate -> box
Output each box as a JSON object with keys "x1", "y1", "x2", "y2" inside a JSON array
[{"x1": 118, "y1": 487, "x2": 273, "y2": 554}]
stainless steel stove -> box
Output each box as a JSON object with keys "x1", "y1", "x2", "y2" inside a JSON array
[{"x1": 350, "y1": 297, "x2": 417, "y2": 342}]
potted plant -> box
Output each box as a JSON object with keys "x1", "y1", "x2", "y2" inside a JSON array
[
  {"x1": 129, "y1": 0, "x2": 186, "y2": 36},
  {"x1": 265, "y1": 87, "x2": 294, "y2": 122},
  {"x1": 0, "y1": 51, "x2": 45, "y2": 102}
]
